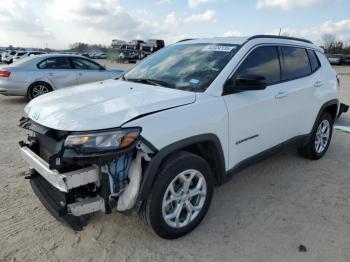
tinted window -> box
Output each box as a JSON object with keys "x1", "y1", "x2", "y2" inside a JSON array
[
  {"x1": 72, "y1": 58, "x2": 101, "y2": 70},
  {"x1": 282, "y1": 47, "x2": 311, "y2": 80},
  {"x1": 307, "y1": 49, "x2": 320, "y2": 72},
  {"x1": 234, "y1": 46, "x2": 281, "y2": 85},
  {"x1": 38, "y1": 57, "x2": 71, "y2": 69}
]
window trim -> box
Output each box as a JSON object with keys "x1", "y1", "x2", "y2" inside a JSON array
[
  {"x1": 222, "y1": 43, "x2": 323, "y2": 96},
  {"x1": 37, "y1": 57, "x2": 73, "y2": 70}
]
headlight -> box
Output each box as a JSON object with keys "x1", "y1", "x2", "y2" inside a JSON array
[{"x1": 64, "y1": 127, "x2": 141, "y2": 154}]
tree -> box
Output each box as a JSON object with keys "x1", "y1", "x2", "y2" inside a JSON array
[{"x1": 322, "y1": 34, "x2": 336, "y2": 50}]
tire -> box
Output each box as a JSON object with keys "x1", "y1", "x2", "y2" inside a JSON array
[
  {"x1": 28, "y1": 82, "x2": 53, "y2": 100},
  {"x1": 140, "y1": 151, "x2": 214, "y2": 239},
  {"x1": 298, "y1": 112, "x2": 333, "y2": 160}
]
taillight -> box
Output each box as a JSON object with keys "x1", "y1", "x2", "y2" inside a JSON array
[{"x1": 0, "y1": 70, "x2": 11, "y2": 77}]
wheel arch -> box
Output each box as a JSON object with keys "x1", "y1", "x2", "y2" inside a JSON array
[
  {"x1": 138, "y1": 134, "x2": 226, "y2": 201},
  {"x1": 310, "y1": 99, "x2": 339, "y2": 134},
  {"x1": 27, "y1": 81, "x2": 53, "y2": 98}
]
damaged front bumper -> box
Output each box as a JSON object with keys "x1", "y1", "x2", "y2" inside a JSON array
[{"x1": 19, "y1": 118, "x2": 155, "y2": 231}]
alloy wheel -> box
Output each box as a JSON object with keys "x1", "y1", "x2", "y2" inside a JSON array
[
  {"x1": 31, "y1": 85, "x2": 50, "y2": 98},
  {"x1": 162, "y1": 169, "x2": 207, "y2": 228},
  {"x1": 315, "y1": 119, "x2": 331, "y2": 153}
]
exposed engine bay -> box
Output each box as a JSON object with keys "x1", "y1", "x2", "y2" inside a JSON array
[{"x1": 18, "y1": 117, "x2": 155, "y2": 231}]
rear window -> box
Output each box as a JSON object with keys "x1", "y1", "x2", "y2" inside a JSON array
[
  {"x1": 307, "y1": 49, "x2": 320, "y2": 72},
  {"x1": 281, "y1": 47, "x2": 311, "y2": 80}
]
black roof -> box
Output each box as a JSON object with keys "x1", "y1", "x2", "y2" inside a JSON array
[{"x1": 247, "y1": 35, "x2": 313, "y2": 44}]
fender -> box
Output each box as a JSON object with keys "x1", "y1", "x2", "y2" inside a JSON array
[
  {"x1": 138, "y1": 134, "x2": 226, "y2": 201},
  {"x1": 310, "y1": 99, "x2": 339, "y2": 134}
]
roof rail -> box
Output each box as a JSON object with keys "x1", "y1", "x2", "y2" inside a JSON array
[
  {"x1": 177, "y1": 38, "x2": 196, "y2": 43},
  {"x1": 247, "y1": 35, "x2": 313, "y2": 44}
]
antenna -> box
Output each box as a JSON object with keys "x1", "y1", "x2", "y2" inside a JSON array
[{"x1": 279, "y1": 28, "x2": 282, "y2": 36}]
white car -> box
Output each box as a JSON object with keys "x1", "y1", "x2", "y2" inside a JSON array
[
  {"x1": 19, "y1": 35, "x2": 347, "y2": 239},
  {"x1": 12, "y1": 51, "x2": 47, "y2": 63},
  {"x1": 2, "y1": 50, "x2": 18, "y2": 64}
]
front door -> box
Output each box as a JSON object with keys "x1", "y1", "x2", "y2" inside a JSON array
[{"x1": 223, "y1": 45, "x2": 289, "y2": 168}]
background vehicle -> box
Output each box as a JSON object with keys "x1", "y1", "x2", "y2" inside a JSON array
[
  {"x1": 140, "y1": 39, "x2": 165, "y2": 54},
  {"x1": 19, "y1": 36, "x2": 346, "y2": 239},
  {"x1": 327, "y1": 54, "x2": 347, "y2": 65},
  {"x1": 12, "y1": 51, "x2": 46, "y2": 63},
  {"x1": 130, "y1": 40, "x2": 145, "y2": 50},
  {"x1": 0, "y1": 50, "x2": 10, "y2": 63},
  {"x1": 0, "y1": 54, "x2": 123, "y2": 99},
  {"x1": 3, "y1": 50, "x2": 18, "y2": 64},
  {"x1": 111, "y1": 39, "x2": 127, "y2": 49},
  {"x1": 118, "y1": 50, "x2": 140, "y2": 63}
]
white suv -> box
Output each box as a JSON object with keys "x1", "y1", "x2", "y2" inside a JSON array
[{"x1": 19, "y1": 35, "x2": 347, "y2": 239}]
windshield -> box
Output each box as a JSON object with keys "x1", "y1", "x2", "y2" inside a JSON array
[{"x1": 123, "y1": 43, "x2": 240, "y2": 92}]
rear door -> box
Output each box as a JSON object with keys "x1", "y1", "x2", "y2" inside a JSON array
[
  {"x1": 71, "y1": 57, "x2": 110, "y2": 84},
  {"x1": 278, "y1": 46, "x2": 319, "y2": 138},
  {"x1": 37, "y1": 57, "x2": 78, "y2": 89}
]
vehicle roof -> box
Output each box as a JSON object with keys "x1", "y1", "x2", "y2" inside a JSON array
[
  {"x1": 33, "y1": 53, "x2": 91, "y2": 59},
  {"x1": 177, "y1": 35, "x2": 322, "y2": 51}
]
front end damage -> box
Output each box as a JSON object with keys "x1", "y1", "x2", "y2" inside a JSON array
[{"x1": 18, "y1": 117, "x2": 155, "y2": 231}]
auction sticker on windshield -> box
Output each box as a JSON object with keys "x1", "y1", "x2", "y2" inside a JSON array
[{"x1": 202, "y1": 45, "x2": 237, "y2": 52}]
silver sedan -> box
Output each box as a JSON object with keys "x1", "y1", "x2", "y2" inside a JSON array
[{"x1": 0, "y1": 54, "x2": 123, "y2": 99}]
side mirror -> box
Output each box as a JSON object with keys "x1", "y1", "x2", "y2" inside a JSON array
[
  {"x1": 224, "y1": 74, "x2": 267, "y2": 94},
  {"x1": 99, "y1": 66, "x2": 106, "y2": 71}
]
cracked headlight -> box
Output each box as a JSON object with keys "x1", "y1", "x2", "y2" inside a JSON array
[{"x1": 64, "y1": 127, "x2": 141, "y2": 154}]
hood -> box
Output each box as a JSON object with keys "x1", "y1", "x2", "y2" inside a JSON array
[{"x1": 24, "y1": 79, "x2": 196, "y2": 131}]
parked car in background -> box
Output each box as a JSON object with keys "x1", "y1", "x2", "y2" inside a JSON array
[
  {"x1": 140, "y1": 39, "x2": 165, "y2": 55},
  {"x1": 130, "y1": 40, "x2": 145, "y2": 50},
  {"x1": 18, "y1": 35, "x2": 348, "y2": 239},
  {"x1": 2, "y1": 50, "x2": 18, "y2": 64},
  {"x1": 97, "y1": 53, "x2": 107, "y2": 59},
  {"x1": 12, "y1": 51, "x2": 47, "y2": 63},
  {"x1": 81, "y1": 53, "x2": 90, "y2": 58},
  {"x1": 344, "y1": 55, "x2": 350, "y2": 65},
  {"x1": 118, "y1": 50, "x2": 140, "y2": 63},
  {"x1": 0, "y1": 54, "x2": 123, "y2": 99},
  {"x1": 89, "y1": 53, "x2": 107, "y2": 59},
  {"x1": 327, "y1": 54, "x2": 347, "y2": 65},
  {"x1": 0, "y1": 50, "x2": 9, "y2": 62},
  {"x1": 112, "y1": 39, "x2": 127, "y2": 49}
]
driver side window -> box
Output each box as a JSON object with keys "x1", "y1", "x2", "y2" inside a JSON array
[{"x1": 234, "y1": 46, "x2": 281, "y2": 85}]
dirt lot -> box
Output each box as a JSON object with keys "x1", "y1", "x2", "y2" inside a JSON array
[{"x1": 0, "y1": 64, "x2": 349, "y2": 262}]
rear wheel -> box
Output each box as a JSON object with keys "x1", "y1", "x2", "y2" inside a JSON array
[
  {"x1": 28, "y1": 82, "x2": 53, "y2": 100},
  {"x1": 298, "y1": 112, "x2": 333, "y2": 160},
  {"x1": 140, "y1": 151, "x2": 214, "y2": 239}
]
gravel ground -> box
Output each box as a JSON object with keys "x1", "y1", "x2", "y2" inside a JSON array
[{"x1": 0, "y1": 63, "x2": 349, "y2": 262}]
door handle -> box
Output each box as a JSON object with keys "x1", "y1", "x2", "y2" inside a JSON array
[
  {"x1": 314, "y1": 81, "x2": 323, "y2": 88},
  {"x1": 275, "y1": 91, "x2": 288, "y2": 99}
]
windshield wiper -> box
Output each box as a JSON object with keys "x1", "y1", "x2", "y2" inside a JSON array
[{"x1": 124, "y1": 78, "x2": 168, "y2": 87}]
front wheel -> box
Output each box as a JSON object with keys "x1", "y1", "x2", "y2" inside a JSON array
[
  {"x1": 140, "y1": 151, "x2": 214, "y2": 239},
  {"x1": 298, "y1": 112, "x2": 333, "y2": 160}
]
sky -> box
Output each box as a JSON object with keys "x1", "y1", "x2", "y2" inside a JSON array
[{"x1": 0, "y1": 0, "x2": 349, "y2": 49}]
